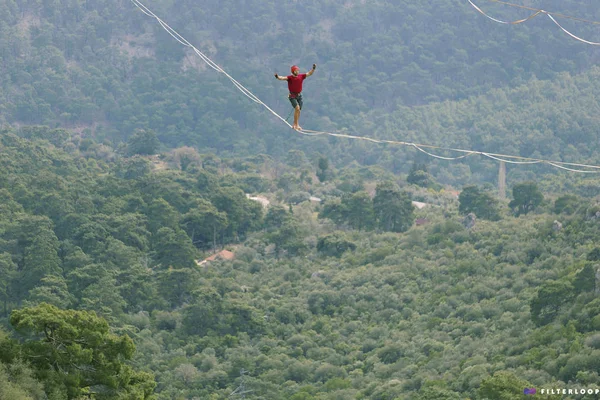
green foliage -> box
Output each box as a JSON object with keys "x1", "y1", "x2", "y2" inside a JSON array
[
  {"x1": 587, "y1": 247, "x2": 600, "y2": 262},
  {"x1": 127, "y1": 129, "x2": 160, "y2": 156},
  {"x1": 10, "y1": 303, "x2": 155, "y2": 399},
  {"x1": 182, "y1": 289, "x2": 265, "y2": 337},
  {"x1": 0, "y1": 253, "x2": 17, "y2": 317},
  {"x1": 269, "y1": 214, "x2": 308, "y2": 256},
  {"x1": 210, "y1": 186, "x2": 264, "y2": 240},
  {"x1": 2, "y1": 45, "x2": 600, "y2": 397},
  {"x1": 509, "y1": 182, "x2": 544, "y2": 216},
  {"x1": 458, "y1": 185, "x2": 501, "y2": 221},
  {"x1": 407, "y1": 163, "x2": 438, "y2": 189},
  {"x1": 1, "y1": 214, "x2": 62, "y2": 301},
  {"x1": 574, "y1": 263, "x2": 596, "y2": 294},
  {"x1": 0, "y1": 0, "x2": 599, "y2": 177},
  {"x1": 317, "y1": 157, "x2": 330, "y2": 182},
  {"x1": 416, "y1": 386, "x2": 461, "y2": 400},
  {"x1": 264, "y1": 205, "x2": 290, "y2": 231},
  {"x1": 554, "y1": 194, "x2": 582, "y2": 215},
  {"x1": 477, "y1": 371, "x2": 536, "y2": 400},
  {"x1": 181, "y1": 199, "x2": 228, "y2": 250},
  {"x1": 317, "y1": 232, "x2": 357, "y2": 257},
  {"x1": 373, "y1": 181, "x2": 415, "y2": 232},
  {"x1": 530, "y1": 280, "x2": 575, "y2": 326},
  {"x1": 0, "y1": 359, "x2": 45, "y2": 400},
  {"x1": 345, "y1": 191, "x2": 376, "y2": 231},
  {"x1": 319, "y1": 198, "x2": 348, "y2": 226}
]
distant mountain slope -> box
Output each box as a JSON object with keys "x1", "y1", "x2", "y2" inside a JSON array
[{"x1": 1, "y1": 0, "x2": 600, "y2": 183}]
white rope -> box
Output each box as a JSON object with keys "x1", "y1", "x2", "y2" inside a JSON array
[
  {"x1": 467, "y1": 0, "x2": 541, "y2": 24},
  {"x1": 131, "y1": 0, "x2": 292, "y2": 127},
  {"x1": 546, "y1": 14, "x2": 600, "y2": 46},
  {"x1": 481, "y1": 152, "x2": 542, "y2": 164},
  {"x1": 130, "y1": 0, "x2": 600, "y2": 174},
  {"x1": 413, "y1": 144, "x2": 476, "y2": 160},
  {"x1": 468, "y1": 0, "x2": 600, "y2": 46},
  {"x1": 546, "y1": 162, "x2": 600, "y2": 173}
]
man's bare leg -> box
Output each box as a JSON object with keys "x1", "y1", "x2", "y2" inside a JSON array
[{"x1": 293, "y1": 106, "x2": 301, "y2": 130}]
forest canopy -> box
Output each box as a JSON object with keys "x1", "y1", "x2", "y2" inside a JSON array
[{"x1": 2, "y1": 0, "x2": 600, "y2": 398}]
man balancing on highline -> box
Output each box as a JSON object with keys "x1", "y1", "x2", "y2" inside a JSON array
[{"x1": 275, "y1": 64, "x2": 316, "y2": 130}]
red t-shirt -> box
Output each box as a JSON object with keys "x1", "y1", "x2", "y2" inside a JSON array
[{"x1": 287, "y1": 73, "x2": 307, "y2": 97}]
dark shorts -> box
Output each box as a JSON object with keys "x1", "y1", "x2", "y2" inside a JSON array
[{"x1": 289, "y1": 93, "x2": 303, "y2": 109}]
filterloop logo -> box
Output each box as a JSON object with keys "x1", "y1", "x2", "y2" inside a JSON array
[{"x1": 532, "y1": 388, "x2": 600, "y2": 396}]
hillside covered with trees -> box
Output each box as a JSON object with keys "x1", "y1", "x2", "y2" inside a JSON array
[
  {"x1": 0, "y1": 128, "x2": 599, "y2": 399},
  {"x1": 1, "y1": 0, "x2": 600, "y2": 183},
  {"x1": 2, "y1": 0, "x2": 600, "y2": 399}
]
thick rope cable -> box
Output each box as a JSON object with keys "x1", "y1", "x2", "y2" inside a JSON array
[
  {"x1": 546, "y1": 162, "x2": 600, "y2": 173},
  {"x1": 469, "y1": 0, "x2": 600, "y2": 45},
  {"x1": 130, "y1": 0, "x2": 600, "y2": 174},
  {"x1": 546, "y1": 14, "x2": 600, "y2": 46},
  {"x1": 131, "y1": 0, "x2": 290, "y2": 121},
  {"x1": 468, "y1": 0, "x2": 541, "y2": 25},
  {"x1": 413, "y1": 144, "x2": 476, "y2": 161},
  {"x1": 480, "y1": 152, "x2": 541, "y2": 165},
  {"x1": 487, "y1": 0, "x2": 600, "y2": 26},
  {"x1": 300, "y1": 129, "x2": 600, "y2": 172}
]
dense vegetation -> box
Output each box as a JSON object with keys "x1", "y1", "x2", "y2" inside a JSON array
[
  {"x1": 0, "y1": 129, "x2": 599, "y2": 399},
  {"x1": 1, "y1": 0, "x2": 600, "y2": 184},
  {"x1": 2, "y1": 0, "x2": 600, "y2": 398}
]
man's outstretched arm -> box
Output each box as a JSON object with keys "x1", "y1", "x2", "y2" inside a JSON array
[
  {"x1": 306, "y1": 64, "x2": 316, "y2": 77},
  {"x1": 274, "y1": 73, "x2": 288, "y2": 80}
]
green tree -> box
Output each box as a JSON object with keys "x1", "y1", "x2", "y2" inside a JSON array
[
  {"x1": 509, "y1": 182, "x2": 544, "y2": 216},
  {"x1": 477, "y1": 371, "x2": 559, "y2": 400},
  {"x1": 264, "y1": 205, "x2": 291, "y2": 231},
  {"x1": 10, "y1": 303, "x2": 156, "y2": 399},
  {"x1": 181, "y1": 199, "x2": 229, "y2": 250},
  {"x1": 146, "y1": 198, "x2": 179, "y2": 233},
  {"x1": 290, "y1": 392, "x2": 315, "y2": 400},
  {"x1": 0, "y1": 189, "x2": 24, "y2": 216},
  {"x1": 458, "y1": 185, "x2": 501, "y2": 221},
  {"x1": 210, "y1": 187, "x2": 263, "y2": 240},
  {"x1": 157, "y1": 267, "x2": 200, "y2": 307},
  {"x1": 587, "y1": 247, "x2": 600, "y2": 262},
  {"x1": 116, "y1": 156, "x2": 152, "y2": 180},
  {"x1": 407, "y1": 163, "x2": 433, "y2": 187},
  {"x1": 2, "y1": 215, "x2": 62, "y2": 300},
  {"x1": 24, "y1": 275, "x2": 73, "y2": 310},
  {"x1": 183, "y1": 288, "x2": 264, "y2": 337},
  {"x1": 574, "y1": 263, "x2": 596, "y2": 294},
  {"x1": 417, "y1": 386, "x2": 461, "y2": 400},
  {"x1": 554, "y1": 194, "x2": 581, "y2": 215},
  {"x1": 270, "y1": 216, "x2": 307, "y2": 256},
  {"x1": 79, "y1": 275, "x2": 127, "y2": 318},
  {"x1": 316, "y1": 157, "x2": 330, "y2": 182},
  {"x1": 318, "y1": 198, "x2": 349, "y2": 226},
  {"x1": 373, "y1": 181, "x2": 415, "y2": 232},
  {"x1": 127, "y1": 129, "x2": 160, "y2": 156},
  {"x1": 72, "y1": 220, "x2": 110, "y2": 254},
  {"x1": 287, "y1": 149, "x2": 308, "y2": 168},
  {"x1": 317, "y1": 233, "x2": 357, "y2": 257},
  {"x1": 530, "y1": 280, "x2": 575, "y2": 325},
  {"x1": 153, "y1": 227, "x2": 197, "y2": 269},
  {"x1": 344, "y1": 191, "x2": 375, "y2": 231},
  {"x1": 0, "y1": 359, "x2": 45, "y2": 400},
  {"x1": 19, "y1": 126, "x2": 69, "y2": 147},
  {"x1": 0, "y1": 253, "x2": 17, "y2": 317}
]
